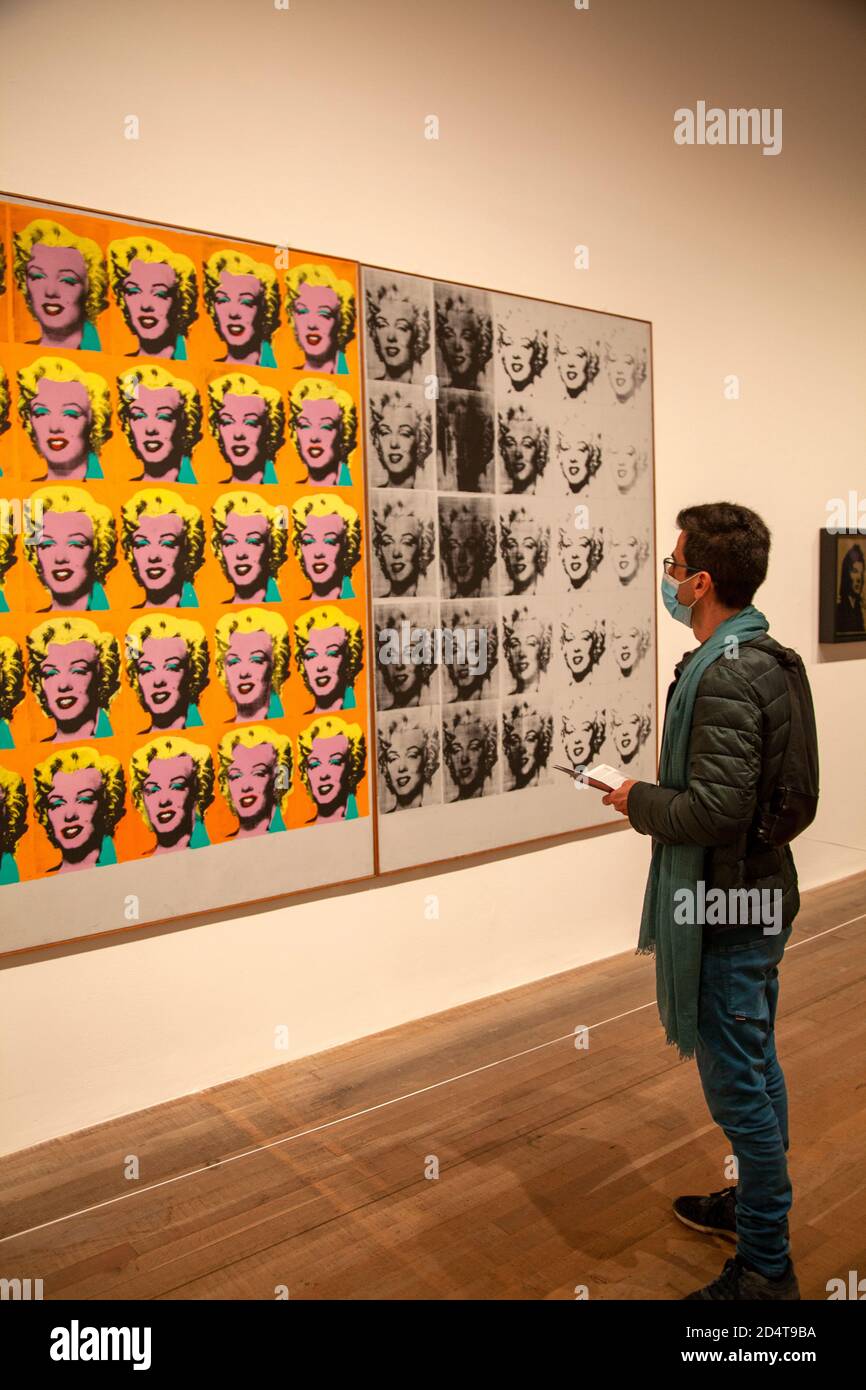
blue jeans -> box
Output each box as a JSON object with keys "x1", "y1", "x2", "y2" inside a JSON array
[{"x1": 694, "y1": 925, "x2": 793, "y2": 1278}]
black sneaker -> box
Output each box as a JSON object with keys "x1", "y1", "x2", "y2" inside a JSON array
[
  {"x1": 684, "y1": 1255, "x2": 801, "y2": 1300},
  {"x1": 673, "y1": 1185, "x2": 737, "y2": 1241}
]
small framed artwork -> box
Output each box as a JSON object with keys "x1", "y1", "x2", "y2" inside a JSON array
[{"x1": 819, "y1": 528, "x2": 866, "y2": 643}]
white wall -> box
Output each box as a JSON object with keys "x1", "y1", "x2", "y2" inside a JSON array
[{"x1": 1, "y1": 0, "x2": 864, "y2": 1155}]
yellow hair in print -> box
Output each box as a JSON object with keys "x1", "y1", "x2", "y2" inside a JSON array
[
  {"x1": 25, "y1": 485, "x2": 118, "y2": 584},
  {"x1": 0, "y1": 524, "x2": 16, "y2": 584},
  {"x1": 33, "y1": 745, "x2": 127, "y2": 839},
  {"x1": 203, "y1": 249, "x2": 280, "y2": 341},
  {"x1": 293, "y1": 605, "x2": 363, "y2": 688},
  {"x1": 288, "y1": 378, "x2": 357, "y2": 459},
  {"x1": 120, "y1": 488, "x2": 205, "y2": 581},
  {"x1": 124, "y1": 614, "x2": 210, "y2": 705},
  {"x1": 211, "y1": 491, "x2": 288, "y2": 578},
  {"x1": 14, "y1": 219, "x2": 108, "y2": 323},
  {"x1": 285, "y1": 263, "x2": 356, "y2": 350},
  {"x1": 290, "y1": 492, "x2": 361, "y2": 572},
  {"x1": 217, "y1": 724, "x2": 294, "y2": 811},
  {"x1": 0, "y1": 635, "x2": 25, "y2": 722},
  {"x1": 117, "y1": 364, "x2": 203, "y2": 455},
  {"x1": 17, "y1": 356, "x2": 113, "y2": 453},
  {"x1": 0, "y1": 763, "x2": 28, "y2": 854},
  {"x1": 129, "y1": 734, "x2": 214, "y2": 830},
  {"x1": 108, "y1": 235, "x2": 199, "y2": 334},
  {"x1": 207, "y1": 372, "x2": 285, "y2": 458},
  {"x1": 0, "y1": 363, "x2": 10, "y2": 436},
  {"x1": 214, "y1": 607, "x2": 290, "y2": 694},
  {"x1": 27, "y1": 617, "x2": 121, "y2": 716},
  {"x1": 297, "y1": 715, "x2": 366, "y2": 796}
]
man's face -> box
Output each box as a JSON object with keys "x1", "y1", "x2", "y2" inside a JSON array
[{"x1": 670, "y1": 530, "x2": 700, "y2": 604}]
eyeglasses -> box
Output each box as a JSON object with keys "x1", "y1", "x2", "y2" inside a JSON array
[{"x1": 662, "y1": 555, "x2": 705, "y2": 578}]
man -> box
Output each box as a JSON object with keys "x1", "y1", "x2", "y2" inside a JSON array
[{"x1": 603, "y1": 502, "x2": 811, "y2": 1301}]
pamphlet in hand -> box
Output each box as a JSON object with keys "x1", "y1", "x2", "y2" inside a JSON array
[{"x1": 553, "y1": 762, "x2": 629, "y2": 793}]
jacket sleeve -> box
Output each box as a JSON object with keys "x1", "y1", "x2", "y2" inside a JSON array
[{"x1": 628, "y1": 658, "x2": 763, "y2": 847}]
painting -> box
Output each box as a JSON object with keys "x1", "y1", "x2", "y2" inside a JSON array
[
  {"x1": 0, "y1": 195, "x2": 658, "y2": 949},
  {"x1": 361, "y1": 266, "x2": 657, "y2": 872},
  {"x1": 0, "y1": 197, "x2": 374, "y2": 951},
  {"x1": 819, "y1": 528, "x2": 866, "y2": 643}
]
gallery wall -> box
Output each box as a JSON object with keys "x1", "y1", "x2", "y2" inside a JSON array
[{"x1": 1, "y1": 0, "x2": 864, "y2": 1153}]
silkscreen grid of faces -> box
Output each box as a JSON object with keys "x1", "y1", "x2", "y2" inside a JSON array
[
  {"x1": 362, "y1": 267, "x2": 655, "y2": 820},
  {"x1": 0, "y1": 200, "x2": 371, "y2": 885}
]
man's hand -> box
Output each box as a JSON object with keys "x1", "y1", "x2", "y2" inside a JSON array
[{"x1": 602, "y1": 778, "x2": 636, "y2": 817}]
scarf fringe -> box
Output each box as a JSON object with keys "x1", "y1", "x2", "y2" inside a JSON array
[{"x1": 664, "y1": 1032, "x2": 695, "y2": 1061}]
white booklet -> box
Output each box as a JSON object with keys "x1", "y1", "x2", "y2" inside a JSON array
[{"x1": 553, "y1": 762, "x2": 628, "y2": 792}]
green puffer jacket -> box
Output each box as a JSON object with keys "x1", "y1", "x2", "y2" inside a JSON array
[{"x1": 628, "y1": 635, "x2": 800, "y2": 942}]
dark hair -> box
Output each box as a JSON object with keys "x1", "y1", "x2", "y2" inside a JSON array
[
  {"x1": 840, "y1": 542, "x2": 865, "y2": 601},
  {"x1": 676, "y1": 502, "x2": 770, "y2": 608}
]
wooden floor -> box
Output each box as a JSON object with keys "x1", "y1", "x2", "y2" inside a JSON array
[{"x1": 1, "y1": 870, "x2": 864, "y2": 1300}]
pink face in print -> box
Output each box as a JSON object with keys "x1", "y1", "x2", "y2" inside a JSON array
[
  {"x1": 223, "y1": 629, "x2": 273, "y2": 720},
  {"x1": 295, "y1": 398, "x2": 342, "y2": 483},
  {"x1": 298, "y1": 514, "x2": 346, "y2": 599},
  {"x1": 214, "y1": 271, "x2": 265, "y2": 362},
  {"x1": 121, "y1": 259, "x2": 178, "y2": 356},
  {"x1": 25, "y1": 243, "x2": 89, "y2": 347},
  {"x1": 131, "y1": 513, "x2": 185, "y2": 606},
  {"x1": 220, "y1": 512, "x2": 271, "y2": 601},
  {"x1": 136, "y1": 636, "x2": 189, "y2": 729},
  {"x1": 42, "y1": 639, "x2": 99, "y2": 738},
  {"x1": 141, "y1": 752, "x2": 196, "y2": 849},
  {"x1": 35, "y1": 511, "x2": 96, "y2": 609},
  {"x1": 293, "y1": 284, "x2": 340, "y2": 371},
  {"x1": 45, "y1": 766, "x2": 103, "y2": 869},
  {"x1": 128, "y1": 386, "x2": 184, "y2": 478},
  {"x1": 29, "y1": 379, "x2": 91, "y2": 479},
  {"x1": 300, "y1": 625, "x2": 347, "y2": 709},
  {"x1": 217, "y1": 392, "x2": 269, "y2": 480},
  {"x1": 226, "y1": 742, "x2": 277, "y2": 834},
  {"x1": 305, "y1": 732, "x2": 350, "y2": 819}
]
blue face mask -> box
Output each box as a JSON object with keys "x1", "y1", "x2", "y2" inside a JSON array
[{"x1": 661, "y1": 572, "x2": 700, "y2": 627}]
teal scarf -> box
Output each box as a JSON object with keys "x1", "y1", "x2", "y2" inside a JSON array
[{"x1": 637, "y1": 605, "x2": 769, "y2": 1059}]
